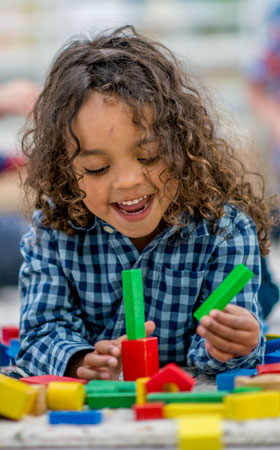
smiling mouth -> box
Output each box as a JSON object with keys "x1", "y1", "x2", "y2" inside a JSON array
[{"x1": 114, "y1": 195, "x2": 152, "y2": 215}]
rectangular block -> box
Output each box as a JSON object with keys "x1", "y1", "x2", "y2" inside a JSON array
[
  {"x1": 0, "y1": 374, "x2": 36, "y2": 420},
  {"x1": 21, "y1": 374, "x2": 87, "y2": 385},
  {"x1": 224, "y1": 391, "x2": 280, "y2": 420},
  {"x1": 177, "y1": 415, "x2": 223, "y2": 450},
  {"x1": 193, "y1": 264, "x2": 254, "y2": 321},
  {"x1": 29, "y1": 384, "x2": 47, "y2": 416},
  {"x1": 49, "y1": 410, "x2": 102, "y2": 425},
  {"x1": 265, "y1": 338, "x2": 280, "y2": 354},
  {"x1": 121, "y1": 337, "x2": 159, "y2": 381},
  {"x1": 264, "y1": 350, "x2": 280, "y2": 364},
  {"x1": 133, "y1": 402, "x2": 164, "y2": 420},
  {"x1": 257, "y1": 363, "x2": 280, "y2": 375},
  {"x1": 86, "y1": 391, "x2": 136, "y2": 409},
  {"x1": 136, "y1": 377, "x2": 150, "y2": 405},
  {"x1": 164, "y1": 402, "x2": 225, "y2": 418},
  {"x1": 216, "y1": 368, "x2": 257, "y2": 391},
  {"x1": 122, "y1": 269, "x2": 146, "y2": 340},
  {"x1": 85, "y1": 380, "x2": 135, "y2": 394},
  {"x1": 235, "y1": 374, "x2": 280, "y2": 390},
  {"x1": 266, "y1": 334, "x2": 280, "y2": 341},
  {"x1": 147, "y1": 391, "x2": 227, "y2": 404}
]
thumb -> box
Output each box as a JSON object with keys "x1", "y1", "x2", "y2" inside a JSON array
[{"x1": 115, "y1": 320, "x2": 156, "y2": 345}]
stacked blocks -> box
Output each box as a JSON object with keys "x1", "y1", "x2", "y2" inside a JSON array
[{"x1": 121, "y1": 269, "x2": 159, "y2": 380}]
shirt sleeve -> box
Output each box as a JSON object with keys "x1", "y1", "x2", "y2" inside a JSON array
[
  {"x1": 186, "y1": 214, "x2": 265, "y2": 374},
  {"x1": 16, "y1": 219, "x2": 93, "y2": 376}
]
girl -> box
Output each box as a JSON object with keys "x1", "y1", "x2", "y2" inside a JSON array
[{"x1": 17, "y1": 26, "x2": 272, "y2": 380}]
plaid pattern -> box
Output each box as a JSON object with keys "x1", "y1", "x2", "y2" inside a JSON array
[{"x1": 17, "y1": 204, "x2": 265, "y2": 376}]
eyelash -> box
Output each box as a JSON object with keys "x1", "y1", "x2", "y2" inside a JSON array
[{"x1": 84, "y1": 155, "x2": 160, "y2": 176}]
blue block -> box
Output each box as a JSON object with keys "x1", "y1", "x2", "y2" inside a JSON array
[
  {"x1": 49, "y1": 410, "x2": 102, "y2": 425},
  {"x1": 216, "y1": 368, "x2": 257, "y2": 391},
  {"x1": 265, "y1": 338, "x2": 280, "y2": 354},
  {"x1": 0, "y1": 343, "x2": 9, "y2": 366},
  {"x1": 265, "y1": 350, "x2": 280, "y2": 364},
  {"x1": 6, "y1": 339, "x2": 20, "y2": 363}
]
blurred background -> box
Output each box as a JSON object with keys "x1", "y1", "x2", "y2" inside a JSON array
[{"x1": 1, "y1": 0, "x2": 280, "y2": 332}]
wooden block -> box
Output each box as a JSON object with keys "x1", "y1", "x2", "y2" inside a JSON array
[
  {"x1": 121, "y1": 337, "x2": 159, "y2": 381},
  {"x1": 29, "y1": 384, "x2": 47, "y2": 416},
  {"x1": 0, "y1": 374, "x2": 36, "y2": 420},
  {"x1": 20, "y1": 374, "x2": 87, "y2": 385},
  {"x1": 232, "y1": 386, "x2": 263, "y2": 394},
  {"x1": 265, "y1": 351, "x2": 280, "y2": 364},
  {"x1": 177, "y1": 415, "x2": 223, "y2": 450},
  {"x1": 136, "y1": 377, "x2": 150, "y2": 405},
  {"x1": 235, "y1": 374, "x2": 280, "y2": 390},
  {"x1": 122, "y1": 269, "x2": 145, "y2": 340},
  {"x1": 133, "y1": 402, "x2": 164, "y2": 420},
  {"x1": 1, "y1": 325, "x2": 19, "y2": 345},
  {"x1": 86, "y1": 391, "x2": 136, "y2": 409},
  {"x1": 193, "y1": 264, "x2": 254, "y2": 321},
  {"x1": 164, "y1": 403, "x2": 225, "y2": 418},
  {"x1": 147, "y1": 391, "x2": 227, "y2": 404},
  {"x1": 257, "y1": 363, "x2": 280, "y2": 375},
  {"x1": 49, "y1": 410, "x2": 102, "y2": 425},
  {"x1": 0, "y1": 342, "x2": 9, "y2": 366},
  {"x1": 216, "y1": 368, "x2": 256, "y2": 391},
  {"x1": 265, "y1": 338, "x2": 280, "y2": 353},
  {"x1": 146, "y1": 363, "x2": 195, "y2": 393},
  {"x1": 224, "y1": 391, "x2": 280, "y2": 420},
  {"x1": 47, "y1": 382, "x2": 85, "y2": 410},
  {"x1": 85, "y1": 380, "x2": 135, "y2": 394},
  {"x1": 266, "y1": 334, "x2": 280, "y2": 341}
]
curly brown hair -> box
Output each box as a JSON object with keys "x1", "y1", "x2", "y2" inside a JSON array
[{"x1": 22, "y1": 25, "x2": 275, "y2": 255}]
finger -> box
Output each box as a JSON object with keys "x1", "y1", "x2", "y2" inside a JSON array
[
  {"x1": 145, "y1": 320, "x2": 156, "y2": 337},
  {"x1": 200, "y1": 315, "x2": 253, "y2": 344},
  {"x1": 223, "y1": 304, "x2": 251, "y2": 315},
  {"x1": 197, "y1": 324, "x2": 252, "y2": 355},
  {"x1": 94, "y1": 340, "x2": 122, "y2": 356},
  {"x1": 208, "y1": 309, "x2": 258, "y2": 331},
  {"x1": 205, "y1": 341, "x2": 235, "y2": 362},
  {"x1": 84, "y1": 351, "x2": 119, "y2": 368},
  {"x1": 76, "y1": 366, "x2": 110, "y2": 381}
]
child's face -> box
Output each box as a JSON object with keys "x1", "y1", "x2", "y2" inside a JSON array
[{"x1": 72, "y1": 91, "x2": 177, "y2": 250}]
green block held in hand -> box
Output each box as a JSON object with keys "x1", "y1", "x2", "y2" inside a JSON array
[
  {"x1": 122, "y1": 269, "x2": 146, "y2": 340},
  {"x1": 193, "y1": 264, "x2": 254, "y2": 321}
]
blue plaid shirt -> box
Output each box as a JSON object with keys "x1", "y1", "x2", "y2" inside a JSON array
[{"x1": 17, "y1": 204, "x2": 265, "y2": 376}]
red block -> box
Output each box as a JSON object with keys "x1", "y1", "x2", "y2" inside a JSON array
[
  {"x1": 257, "y1": 363, "x2": 280, "y2": 375},
  {"x1": 133, "y1": 402, "x2": 164, "y2": 420},
  {"x1": 1, "y1": 326, "x2": 19, "y2": 345},
  {"x1": 146, "y1": 362, "x2": 195, "y2": 393},
  {"x1": 121, "y1": 337, "x2": 159, "y2": 381},
  {"x1": 20, "y1": 375, "x2": 88, "y2": 385}
]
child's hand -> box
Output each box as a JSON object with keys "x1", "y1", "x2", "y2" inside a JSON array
[
  {"x1": 196, "y1": 304, "x2": 260, "y2": 363},
  {"x1": 75, "y1": 320, "x2": 156, "y2": 381}
]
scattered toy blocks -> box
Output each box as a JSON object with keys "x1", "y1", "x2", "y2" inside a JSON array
[
  {"x1": 147, "y1": 391, "x2": 227, "y2": 404},
  {"x1": 122, "y1": 269, "x2": 146, "y2": 340},
  {"x1": 146, "y1": 363, "x2": 195, "y2": 393},
  {"x1": 122, "y1": 336, "x2": 159, "y2": 381},
  {"x1": 193, "y1": 264, "x2": 254, "y2": 321},
  {"x1": 21, "y1": 374, "x2": 87, "y2": 385},
  {"x1": 0, "y1": 374, "x2": 36, "y2": 420},
  {"x1": 47, "y1": 382, "x2": 85, "y2": 410},
  {"x1": 86, "y1": 391, "x2": 136, "y2": 409},
  {"x1": 49, "y1": 410, "x2": 102, "y2": 425},
  {"x1": 177, "y1": 415, "x2": 223, "y2": 450},
  {"x1": 224, "y1": 390, "x2": 280, "y2": 420},
  {"x1": 164, "y1": 403, "x2": 225, "y2": 418},
  {"x1": 216, "y1": 368, "x2": 257, "y2": 391},
  {"x1": 133, "y1": 402, "x2": 164, "y2": 421}
]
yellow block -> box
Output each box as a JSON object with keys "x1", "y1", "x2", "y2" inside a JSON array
[
  {"x1": 164, "y1": 402, "x2": 225, "y2": 418},
  {"x1": 235, "y1": 374, "x2": 280, "y2": 390},
  {"x1": 224, "y1": 390, "x2": 280, "y2": 420},
  {"x1": 0, "y1": 374, "x2": 36, "y2": 420},
  {"x1": 47, "y1": 382, "x2": 85, "y2": 410},
  {"x1": 266, "y1": 334, "x2": 280, "y2": 341},
  {"x1": 136, "y1": 377, "x2": 150, "y2": 405},
  {"x1": 177, "y1": 415, "x2": 223, "y2": 450}
]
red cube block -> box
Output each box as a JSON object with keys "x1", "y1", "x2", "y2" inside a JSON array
[
  {"x1": 121, "y1": 337, "x2": 159, "y2": 381},
  {"x1": 1, "y1": 326, "x2": 19, "y2": 345},
  {"x1": 133, "y1": 402, "x2": 164, "y2": 420},
  {"x1": 257, "y1": 363, "x2": 280, "y2": 375}
]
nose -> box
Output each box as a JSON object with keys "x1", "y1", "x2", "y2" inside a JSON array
[{"x1": 111, "y1": 162, "x2": 144, "y2": 190}]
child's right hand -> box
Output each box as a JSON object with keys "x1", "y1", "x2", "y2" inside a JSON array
[{"x1": 75, "y1": 320, "x2": 155, "y2": 381}]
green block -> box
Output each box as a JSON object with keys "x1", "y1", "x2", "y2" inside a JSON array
[
  {"x1": 85, "y1": 380, "x2": 135, "y2": 394},
  {"x1": 86, "y1": 392, "x2": 136, "y2": 409},
  {"x1": 193, "y1": 264, "x2": 254, "y2": 321},
  {"x1": 232, "y1": 386, "x2": 263, "y2": 394},
  {"x1": 147, "y1": 391, "x2": 227, "y2": 404},
  {"x1": 122, "y1": 269, "x2": 146, "y2": 340}
]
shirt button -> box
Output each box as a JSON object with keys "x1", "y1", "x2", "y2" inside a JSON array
[{"x1": 104, "y1": 226, "x2": 114, "y2": 234}]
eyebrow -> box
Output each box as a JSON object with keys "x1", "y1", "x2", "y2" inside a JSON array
[{"x1": 79, "y1": 138, "x2": 156, "y2": 158}]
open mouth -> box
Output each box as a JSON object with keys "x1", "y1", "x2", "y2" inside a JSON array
[{"x1": 113, "y1": 195, "x2": 153, "y2": 217}]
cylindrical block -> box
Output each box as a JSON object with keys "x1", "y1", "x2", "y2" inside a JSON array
[
  {"x1": 121, "y1": 337, "x2": 159, "y2": 381},
  {"x1": 47, "y1": 382, "x2": 85, "y2": 410}
]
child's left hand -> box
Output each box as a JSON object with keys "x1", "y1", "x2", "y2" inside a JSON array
[{"x1": 196, "y1": 304, "x2": 260, "y2": 362}]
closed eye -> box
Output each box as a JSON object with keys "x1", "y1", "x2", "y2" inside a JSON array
[{"x1": 84, "y1": 166, "x2": 110, "y2": 176}]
